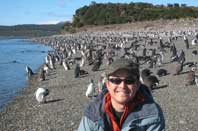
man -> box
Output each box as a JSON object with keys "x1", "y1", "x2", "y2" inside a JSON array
[{"x1": 78, "y1": 58, "x2": 165, "y2": 131}]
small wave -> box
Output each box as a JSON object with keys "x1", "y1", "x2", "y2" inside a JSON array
[
  {"x1": 0, "y1": 60, "x2": 22, "y2": 65},
  {"x1": 20, "y1": 50, "x2": 46, "y2": 53}
]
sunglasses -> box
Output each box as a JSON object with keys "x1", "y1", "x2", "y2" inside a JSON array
[{"x1": 108, "y1": 78, "x2": 136, "y2": 85}]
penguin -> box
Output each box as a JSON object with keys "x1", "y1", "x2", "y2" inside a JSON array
[
  {"x1": 74, "y1": 63, "x2": 80, "y2": 78},
  {"x1": 192, "y1": 50, "x2": 198, "y2": 56},
  {"x1": 192, "y1": 67, "x2": 198, "y2": 87},
  {"x1": 184, "y1": 36, "x2": 189, "y2": 49},
  {"x1": 191, "y1": 39, "x2": 198, "y2": 46},
  {"x1": 142, "y1": 47, "x2": 147, "y2": 57},
  {"x1": 35, "y1": 87, "x2": 49, "y2": 104},
  {"x1": 185, "y1": 70, "x2": 195, "y2": 86},
  {"x1": 79, "y1": 69, "x2": 89, "y2": 75},
  {"x1": 25, "y1": 66, "x2": 34, "y2": 78},
  {"x1": 85, "y1": 79, "x2": 95, "y2": 98},
  {"x1": 140, "y1": 68, "x2": 152, "y2": 83},
  {"x1": 156, "y1": 69, "x2": 168, "y2": 77},
  {"x1": 97, "y1": 72, "x2": 107, "y2": 93},
  {"x1": 140, "y1": 68, "x2": 159, "y2": 93},
  {"x1": 49, "y1": 55, "x2": 55, "y2": 69},
  {"x1": 43, "y1": 64, "x2": 50, "y2": 75},
  {"x1": 143, "y1": 75, "x2": 159, "y2": 91},
  {"x1": 62, "y1": 59, "x2": 70, "y2": 71},
  {"x1": 92, "y1": 59, "x2": 102, "y2": 71},
  {"x1": 106, "y1": 57, "x2": 114, "y2": 66},
  {"x1": 171, "y1": 62, "x2": 183, "y2": 75},
  {"x1": 80, "y1": 57, "x2": 85, "y2": 67},
  {"x1": 39, "y1": 68, "x2": 45, "y2": 81}
]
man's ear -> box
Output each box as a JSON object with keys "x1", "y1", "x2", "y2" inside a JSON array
[{"x1": 105, "y1": 80, "x2": 108, "y2": 86}]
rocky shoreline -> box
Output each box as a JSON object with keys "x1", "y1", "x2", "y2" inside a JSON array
[{"x1": 0, "y1": 20, "x2": 198, "y2": 131}]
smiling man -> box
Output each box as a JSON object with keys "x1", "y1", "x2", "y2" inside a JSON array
[{"x1": 78, "y1": 58, "x2": 165, "y2": 131}]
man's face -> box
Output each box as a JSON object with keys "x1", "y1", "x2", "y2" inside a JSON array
[{"x1": 106, "y1": 72, "x2": 139, "y2": 105}]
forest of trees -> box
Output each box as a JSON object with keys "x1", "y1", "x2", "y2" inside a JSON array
[{"x1": 70, "y1": 2, "x2": 198, "y2": 28}]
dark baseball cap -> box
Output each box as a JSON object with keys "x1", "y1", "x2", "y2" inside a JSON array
[{"x1": 106, "y1": 58, "x2": 139, "y2": 78}]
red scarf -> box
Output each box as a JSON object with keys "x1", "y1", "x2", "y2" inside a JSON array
[{"x1": 104, "y1": 91, "x2": 145, "y2": 131}]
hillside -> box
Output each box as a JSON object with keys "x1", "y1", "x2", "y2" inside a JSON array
[
  {"x1": 72, "y1": 18, "x2": 198, "y2": 33},
  {"x1": 71, "y1": 2, "x2": 198, "y2": 28},
  {"x1": 0, "y1": 23, "x2": 64, "y2": 37}
]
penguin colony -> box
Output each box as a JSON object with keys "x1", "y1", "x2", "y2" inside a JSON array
[{"x1": 29, "y1": 29, "x2": 198, "y2": 102}]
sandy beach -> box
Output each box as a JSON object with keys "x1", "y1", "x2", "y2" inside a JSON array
[
  {"x1": 0, "y1": 61, "x2": 107, "y2": 131},
  {"x1": 0, "y1": 20, "x2": 198, "y2": 131}
]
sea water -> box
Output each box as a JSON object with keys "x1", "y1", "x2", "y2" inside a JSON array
[{"x1": 0, "y1": 38, "x2": 51, "y2": 110}]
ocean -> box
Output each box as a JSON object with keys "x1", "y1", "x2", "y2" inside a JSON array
[{"x1": 0, "y1": 38, "x2": 51, "y2": 110}]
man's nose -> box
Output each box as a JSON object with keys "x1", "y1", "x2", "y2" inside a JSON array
[{"x1": 119, "y1": 80, "x2": 127, "y2": 88}]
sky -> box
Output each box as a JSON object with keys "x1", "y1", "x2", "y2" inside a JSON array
[{"x1": 1, "y1": 0, "x2": 198, "y2": 26}]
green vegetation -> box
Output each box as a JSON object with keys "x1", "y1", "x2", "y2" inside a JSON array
[
  {"x1": 70, "y1": 2, "x2": 198, "y2": 28},
  {"x1": 0, "y1": 24, "x2": 64, "y2": 37}
]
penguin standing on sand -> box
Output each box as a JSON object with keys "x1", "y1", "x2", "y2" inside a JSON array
[
  {"x1": 43, "y1": 64, "x2": 50, "y2": 75},
  {"x1": 80, "y1": 57, "x2": 86, "y2": 67},
  {"x1": 26, "y1": 66, "x2": 34, "y2": 78},
  {"x1": 62, "y1": 59, "x2": 70, "y2": 71},
  {"x1": 140, "y1": 68, "x2": 159, "y2": 93},
  {"x1": 143, "y1": 75, "x2": 159, "y2": 91},
  {"x1": 92, "y1": 59, "x2": 102, "y2": 71},
  {"x1": 156, "y1": 69, "x2": 168, "y2": 77},
  {"x1": 140, "y1": 68, "x2": 152, "y2": 83},
  {"x1": 39, "y1": 68, "x2": 45, "y2": 81},
  {"x1": 86, "y1": 79, "x2": 95, "y2": 98},
  {"x1": 184, "y1": 36, "x2": 189, "y2": 49},
  {"x1": 142, "y1": 47, "x2": 147, "y2": 57},
  {"x1": 35, "y1": 87, "x2": 49, "y2": 104},
  {"x1": 74, "y1": 63, "x2": 80, "y2": 78},
  {"x1": 97, "y1": 72, "x2": 107, "y2": 93}
]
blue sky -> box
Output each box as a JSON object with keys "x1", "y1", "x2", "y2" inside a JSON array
[{"x1": 0, "y1": 0, "x2": 198, "y2": 26}]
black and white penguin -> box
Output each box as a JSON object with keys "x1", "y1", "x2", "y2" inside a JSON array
[
  {"x1": 191, "y1": 39, "x2": 198, "y2": 46},
  {"x1": 43, "y1": 63, "x2": 50, "y2": 75},
  {"x1": 140, "y1": 68, "x2": 159, "y2": 92},
  {"x1": 25, "y1": 66, "x2": 34, "y2": 78},
  {"x1": 35, "y1": 87, "x2": 49, "y2": 104},
  {"x1": 39, "y1": 68, "x2": 45, "y2": 81},
  {"x1": 192, "y1": 50, "x2": 198, "y2": 56},
  {"x1": 140, "y1": 68, "x2": 152, "y2": 83},
  {"x1": 192, "y1": 67, "x2": 198, "y2": 87},
  {"x1": 74, "y1": 63, "x2": 80, "y2": 78},
  {"x1": 156, "y1": 69, "x2": 168, "y2": 77},
  {"x1": 85, "y1": 79, "x2": 95, "y2": 98},
  {"x1": 62, "y1": 59, "x2": 70, "y2": 71},
  {"x1": 184, "y1": 36, "x2": 189, "y2": 49},
  {"x1": 97, "y1": 72, "x2": 107, "y2": 93},
  {"x1": 185, "y1": 70, "x2": 195, "y2": 86},
  {"x1": 92, "y1": 59, "x2": 102, "y2": 71},
  {"x1": 106, "y1": 57, "x2": 114, "y2": 66},
  {"x1": 142, "y1": 47, "x2": 147, "y2": 57},
  {"x1": 143, "y1": 75, "x2": 159, "y2": 91},
  {"x1": 177, "y1": 50, "x2": 185, "y2": 64},
  {"x1": 80, "y1": 57, "x2": 86, "y2": 67},
  {"x1": 79, "y1": 69, "x2": 89, "y2": 75}
]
